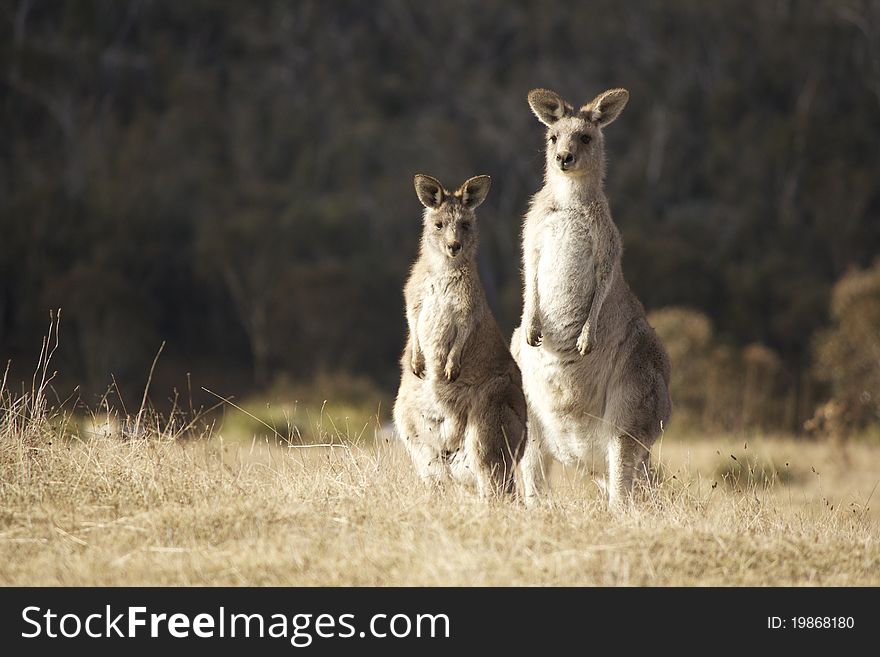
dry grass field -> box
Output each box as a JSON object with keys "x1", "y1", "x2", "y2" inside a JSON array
[
  {"x1": 2, "y1": 388, "x2": 879, "y2": 586},
  {"x1": 1, "y1": 329, "x2": 878, "y2": 587}
]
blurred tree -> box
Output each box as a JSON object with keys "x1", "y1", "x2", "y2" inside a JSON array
[
  {"x1": 0, "y1": 0, "x2": 878, "y2": 434},
  {"x1": 649, "y1": 307, "x2": 790, "y2": 433},
  {"x1": 812, "y1": 261, "x2": 880, "y2": 436},
  {"x1": 647, "y1": 307, "x2": 714, "y2": 429}
]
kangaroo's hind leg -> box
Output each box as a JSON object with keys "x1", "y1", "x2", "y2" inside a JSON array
[
  {"x1": 395, "y1": 411, "x2": 445, "y2": 487},
  {"x1": 606, "y1": 433, "x2": 650, "y2": 511},
  {"x1": 606, "y1": 364, "x2": 668, "y2": 510},
  {"x1": 393, "y1": 382, "x2": 450, "y2": 488},
  {"x1": 466, "y1": 399, "x2": 525, "y2": 499},
  {"x1": 520, "y1": 409, "x2": 552, "y2": 506}
]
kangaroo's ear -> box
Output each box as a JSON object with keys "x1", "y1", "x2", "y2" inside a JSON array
[
  {"x1": 582, "y1": 88, "x2": 629, "y2": 127},
  {"x1": 528, "y1": 88, "x2": 569, "y2": 126},
  {"x1": 414, "y1": 174, "x2": 445, "y2": 209},
  {"x1": 458, "y1": 175, "x2": 491, "y2": 209}
]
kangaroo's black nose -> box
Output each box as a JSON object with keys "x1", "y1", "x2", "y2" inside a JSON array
[
  {"x1": 556, "y1": 152, "x2": 574, "y2": 168},
  {"x1": 448, "y1": 241, "x2": 461, "y2": 255}
]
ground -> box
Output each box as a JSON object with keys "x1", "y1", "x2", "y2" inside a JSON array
[{"x1": 2, "y1": 411, "x2": 878, "y2": 586}]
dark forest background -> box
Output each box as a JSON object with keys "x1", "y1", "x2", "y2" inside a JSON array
[{"x1": 2, "y1": 1, "x2": 879, "y2": 436}]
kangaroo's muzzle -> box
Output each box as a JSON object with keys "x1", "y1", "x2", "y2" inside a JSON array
[{"x1": 556, "y1": 152, "x2": 574, "y2": 170}]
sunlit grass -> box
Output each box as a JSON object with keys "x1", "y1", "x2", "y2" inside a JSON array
[
  {"x1": 2, "y1": 405, "x2": 878, "y2": 585},
  {"x1": 211, "y1": 372, "x2": 391, "y2": 446},
  {"x1": 1, "y1": 318, "x2": 877, "y2": 586}
]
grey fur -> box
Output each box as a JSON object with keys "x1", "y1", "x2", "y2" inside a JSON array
[
  {"x1": 512, "y1": 88, "x2": 672, "y2": 510},
  {"x1": 394, "y1": 174, "x2": 527, "y2": 497}
]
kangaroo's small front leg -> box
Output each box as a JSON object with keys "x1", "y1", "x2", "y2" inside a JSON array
[
  {"x1": 411, "y1": 340, "x2": 426, "y2": 377},
  {"x1": 525, "y1": 304, "x2": 543, "y2": 347},
  {"x1": 576, "y1": 321, "x2": 592, "y2": 355},
  {"x1": 444, "y1": 356, "x2": 460, "y2": 382},
  {"x1": 524, "y1": 273, "x2": 542, "y2": 347},
  {"x1": 406, "y1": 301, "x2": 425, "y2": 377},
  {"x1": 443, "y1": 321, "x2": 471, "y2": 382},
  {"x1": 577, "y1": 228, "x2": 620, "y2": 356},
  {"x1": 522, "y1": 230, "x2": 543, "y2": 348},
  {"x1": 444, "y1": 340, "x2": 463, "y2": 381}
]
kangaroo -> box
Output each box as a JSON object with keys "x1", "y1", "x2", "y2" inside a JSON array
[
  {"x1": 393, "y1": 174, "x2": 527, "y2": 498},
  {"x1": 511, "y1": 88, "x2": 671, "y2": 510}
]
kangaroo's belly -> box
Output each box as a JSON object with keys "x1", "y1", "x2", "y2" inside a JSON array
[
  {"x1": 395, "y1": 370, "x2": 466, "y2": 454},
  {"x1": 519, "y1": 345, "x2": 612, "y2": 459}
]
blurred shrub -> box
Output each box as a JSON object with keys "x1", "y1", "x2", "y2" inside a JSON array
[
  {"x1": 648, "y1": 307, "x2": 714, "y2": 427},
  {"x1": 741, "y1": 343, "x2": 786, "y2": 432},
  {"x1": 649, "y1": 307, "x2": 789, "y2": 434},
  {"x1": 810, "y1": 261, "x2": 880, "y2": 438}
]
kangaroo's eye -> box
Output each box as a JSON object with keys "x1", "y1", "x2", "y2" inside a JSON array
[
  {"x1": 549, "y1": 135, "x2": 557, "y2": 144},
  {"x1": 434, "y1": 222, "x2": 443, "y2": 230},
  {"x1": 580, "y1": 134, "x2": 591, "y2": 144},
  {"x1": 461, "y1": 222, "x2": 471, "y2": 231}
]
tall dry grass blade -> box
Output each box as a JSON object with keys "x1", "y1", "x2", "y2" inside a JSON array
[
  {"x1": 201, "y1": 386, "x2": 348, "y2": 448},
  {"x1": 132, "y1": 341, "x2": 165, "y2": 439}
]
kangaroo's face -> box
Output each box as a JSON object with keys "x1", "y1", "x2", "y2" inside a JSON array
[
  {"x1": 544, "y1": 114, "x2": 602, "y2": 175},
  {"x1": 413, "y1": 174, "x2": 491, "y2": 263},
  {"x1": 528, "y1": 87, "x2": 629, "y2": 177}
]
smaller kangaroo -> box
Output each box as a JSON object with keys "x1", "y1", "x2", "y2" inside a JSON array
[{"x1": 393, "y1": 174, "x2": 527, "y2": 498}]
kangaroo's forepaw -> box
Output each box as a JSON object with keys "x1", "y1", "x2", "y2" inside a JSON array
[
  {"x1": 444, "y1": 361, "x2": 460, "y2": 382},
  {"x1": 411, "y1": 353, "x2": 425, "y2": 378},
  {"x1": 526, "y1": 324, "x2": 543, "y2": 347},
  {"x1": 576, "y1": 324, "x2": 592, "y2": 355}
]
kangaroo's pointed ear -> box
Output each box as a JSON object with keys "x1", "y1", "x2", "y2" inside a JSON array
[
  {"x1": 414, "y1": 174, "x2": 445, "y2": 209},
  {"x1": 582, "y1": 88, "x2": 629, "y2": 127},
  {"x1": 458, "y1": 175, "x2": 491, "y2": 209},
  {"x1": 528, "y1": 88, "x2": 569, "y2": 126}
]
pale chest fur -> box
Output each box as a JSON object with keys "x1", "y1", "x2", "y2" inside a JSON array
[
  {"x1": 415, "y1": 272, "x2": 473, "y2": 373},
  {"x1": 528, "y1": 206, "x2": 599, "y2": 352}
]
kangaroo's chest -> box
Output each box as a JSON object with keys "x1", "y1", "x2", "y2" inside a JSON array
[
  {"x1": 416, "y1": 277, "x2": 469, "y2": 354},
  {"x1": 535, "y1": 212, "x2": 596, "y2": 323}
]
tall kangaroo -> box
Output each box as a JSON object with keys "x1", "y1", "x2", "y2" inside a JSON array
[
  {"x1": 511, "y1": 88, "x2": 671, "y2": 509},
  {"x1": 394, "y1": 174, "x2": 527, "y2": 498}
]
